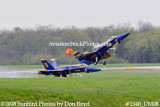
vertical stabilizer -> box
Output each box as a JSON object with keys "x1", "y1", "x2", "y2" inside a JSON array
[
  {"x1": 50, "y1": 58, "x2": 59, "y2": 67},
  {"x1": 40, "y1": 59, "x2": 54, "y2": 70}
]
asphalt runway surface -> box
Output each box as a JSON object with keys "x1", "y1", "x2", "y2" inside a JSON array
[
  {"x1": 0, "y1": 66, "x2": 160, "y2": 78},
  {"x1": 0, "y1": 68, "x2": 38, "y2": 78},
  {"x1": 101, "y1": 66, "x2": 160, "y2": 70}
]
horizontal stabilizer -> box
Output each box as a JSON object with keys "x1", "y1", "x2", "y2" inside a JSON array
[{"x1": 73, "y1": 51, "x2": 81, "y2": 58}]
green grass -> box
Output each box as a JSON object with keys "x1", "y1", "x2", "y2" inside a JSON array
[{"x1": 0, "y1": 70, "x2": 160, "y2": 107}]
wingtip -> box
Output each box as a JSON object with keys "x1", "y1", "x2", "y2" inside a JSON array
[
  {"x1": 40, "y1": 58, "x2": 46, "y2": 61},
  {"x1": 50, "y1": 58, "x2": 56, "y2": 60}
]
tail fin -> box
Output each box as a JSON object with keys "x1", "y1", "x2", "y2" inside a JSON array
[
  {"x1": 50, "y1": 58, "x2": 59, "y2": 67},
  {"x1": 73, "y1": 51, "x2": 81, "y2": 60},
  {"x1": 40, "y1": 59, "x2": 54, "y2": 70}
]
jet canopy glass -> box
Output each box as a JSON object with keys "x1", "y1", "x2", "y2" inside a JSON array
[
  {"x1": 93, "y1": 36, "x2": 117, "y2": 51},
  {"x1": 107, "y1": 36, "x2": 117, "y2": 42}
]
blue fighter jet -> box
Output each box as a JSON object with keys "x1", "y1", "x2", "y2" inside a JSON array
[
  {"x1": 73, "y1": 32, "x2": 130, "y2": 65},
  {"x1": 38, "y1": 58, "x2": 101, "y2": 77}
]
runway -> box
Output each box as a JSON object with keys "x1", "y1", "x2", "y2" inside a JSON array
[
  {"x1": 0, "y1": 68, "x2": 38, "y2": 78},
  {"x1": 0, "y1": 66, "x2": 160, "y2": 78},
  {"x1": 101, "y1": 66, "x2": 160, "y2": 70}
]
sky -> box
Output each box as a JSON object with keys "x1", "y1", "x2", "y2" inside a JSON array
[{"x1": 0, "y1": 0, "x2": 160, "y2": 29}]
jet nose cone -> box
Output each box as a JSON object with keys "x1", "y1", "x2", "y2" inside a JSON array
[
  {"x1": 91, "y1": 67, "x2": 101, "y2": 72},
  {"x1": 94, "y1": 68, "x2": 101, "y2": 71},
  {"x1": 117, "y1": 32, "x2": 130, "y2": 42},
  {"x1": 87, "y1": 66, "x2": 101, "y2": 72}
]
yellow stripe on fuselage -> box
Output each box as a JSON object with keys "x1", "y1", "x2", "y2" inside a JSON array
[
  {"x1": 74, "y1": 70, "x2": 80, "y2": 72},
  {"x1": 113, "y1": 42, "x2": 119, "y2": 47}
]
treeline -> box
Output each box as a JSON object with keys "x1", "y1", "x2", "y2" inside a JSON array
[{"x1": 0, "y1": 21, "x2": 160, "y2": 65}]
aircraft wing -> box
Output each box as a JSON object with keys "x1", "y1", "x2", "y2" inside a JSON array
[
  {"x1": 67, "y1": 67, "x2": 84, "y2": 70},
  {"x1": 39, "y1": 69, "x2": 64, "y2": 72},
  {"x1": 49, "y1": 69, "x2": 64, "y2": 72},
  {"x1": 102, "y1": 52, "x2": 116, "y2": 59},
  {"x1": 95, "y1": 44, "x2": 107, "y2": 52},
  {"x1": 79, "y1": 52, "x2": 96, "y2": 59}
]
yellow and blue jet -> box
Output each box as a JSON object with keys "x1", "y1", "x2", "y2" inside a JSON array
[
  {"x1": 39, "y1": 58, "x2": 101, "y2": 77},
  {"x1": 73, "y1": 32, "x2": 130, "y2": 65}
]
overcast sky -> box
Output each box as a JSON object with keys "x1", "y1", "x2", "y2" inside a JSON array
[{"x1": 0, "y1": 0, "x2": 159, "y2": 29}]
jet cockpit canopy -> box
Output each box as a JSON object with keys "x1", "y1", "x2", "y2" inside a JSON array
[{"x1": 107, "y1": 36, "x2": 117, "y2": 42}]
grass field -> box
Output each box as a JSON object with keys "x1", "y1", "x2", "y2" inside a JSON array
[{"x1": 0, "y1": 69, "x2": 160, "y2": 107}]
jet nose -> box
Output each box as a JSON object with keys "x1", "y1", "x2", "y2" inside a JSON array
[
  {"x1": 93, "y1": 67, "x2": 101, "y2": 72},
  {"x1": 86, "y1": 66, "x2": 101, "y2": 72},
  {"x1": 90, "y1": 67, "x2": 101, "y2": 72},
  {"x1": 117, "y1": 32, "x2": 130, "y2": 42}
]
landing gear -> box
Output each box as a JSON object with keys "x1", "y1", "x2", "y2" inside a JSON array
[
  {"x1": 62, "y1": 73, "x2": 67, "y2": 77},
  {"x1": 111, "y1": 47, "x2": 118, "y2": 53},
  {"x1": 103, "y1": 61, "x2": 106, "y2": 65},
  {"x1": 94, "y1": 57, "x2": 98, "y2": 65},
  {"x1": 114, "y1": 50, "x2": 118, "y2": 53},
  {"x1": 94, "y1": 62, "x2": 98, "y2": 65}
]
